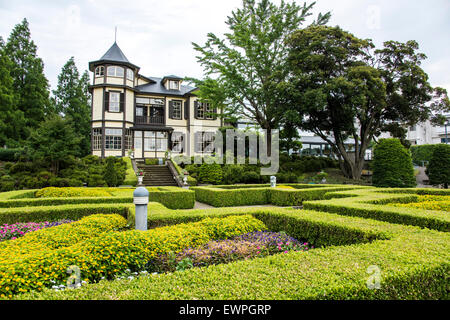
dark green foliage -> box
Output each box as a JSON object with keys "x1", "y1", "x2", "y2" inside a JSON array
[
  {"x1": 191, "y1": 0, "x2": 330, "y2": 152},
  {"x1": 0, "y1": 149, "x2": 22, "y2": 162},
  {"x1": 26, "y1": 115, "x2": 81, "y2": 174},
  {"x1": 426, "y1": 144, "x2": 450, "y2": 188},
  {"x1": 5, "y1": 18, "x2": 51, "y2": 137},
  {"x1": 372, "y1": 139, "x2": 416, "y2": 188},
  {"x1": 221, "y1": 165, "x2": 244, "y2": 184},
  {"x1": 285, "y1": 25, "x2": 449, "y2": 179},
  {"x1": 198, "y1": 163, "x2": 223, "y2": 185},
  {"x1": 411, "y1": 144, "x2": 439, "y2": 166},
  {"x1": 53, "y1": 58, "x2": 92, "y2": 157},
  {"x1": 103, "y1": 157, "x2": 118, "y2": 187},
  {"x1": 0, "y1": 37, "x2": 24, "y2": 147},
  {"x1": 0, "y1": 155, "x2": 126, "y2": 190}
]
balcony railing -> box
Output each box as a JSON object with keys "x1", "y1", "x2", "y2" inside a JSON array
[{"x1": 135, "y1": 115, "x2": 164, "y2": 125}]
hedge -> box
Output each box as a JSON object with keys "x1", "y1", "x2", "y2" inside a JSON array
[
  {"x1": 35, "y1": 187, "x2": 112, "y2": 198},
  {"x1": 16, "y1": 206, "x2": 449, "y2": 300},
  {"x1": 0, "y1": 187, "x2": 195, "y2": 210},
  {"x1": 123, "y1": 157, "x2": 138, "y2": 186},
  {"x1": 0, "y1": 214, "x2": 127, "y2": 265},
  {"x1": 147, "y1": 187, "x2": 195, "y2": 209},
  {"x1": 193, "y1": 187, "x2": 270, "y2": 207},
  {"x1": 0, "y1": 215, "x2": 266, "y2": 297},
  {"x1": 192, "y1": 185, "x2": 365, "y2": 207},
  {"x1": 303, "y1": 188, "x2": 450, "y2": 232},
  {"x1": 0, "y1": 203, "x2": 132, "y2": 225}
]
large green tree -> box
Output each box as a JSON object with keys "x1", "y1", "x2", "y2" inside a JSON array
[
  {"x1": 0, "y1": 37, "x2": 25, "y2": 147},
  {"x1": 285, "y1": 25, "x2": 449, "y2": 179},
  {"x1": 191, "y1": 0, "x2": 330, "y2": 154},
  {"x1": 26, "y1": 115, "x2": 81, "y2": 175},
  {"x1": 53, "y1": 57, "x2": 92, "y2": 157},
  {"x1": 5, "y1": 18, "x2": 51, "y2": 136}
]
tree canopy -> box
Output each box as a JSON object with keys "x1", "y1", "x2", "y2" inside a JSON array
[
  {"x1": 191, "y1": 0, "x2": 330, "y2": 153},
  {"x1": 284, "y1": 25, "x2": 449, "y2": 179}
]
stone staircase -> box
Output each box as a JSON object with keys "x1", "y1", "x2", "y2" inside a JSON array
[{"x1": 136, "y1": 162, "x2": 178, "y2": 186}]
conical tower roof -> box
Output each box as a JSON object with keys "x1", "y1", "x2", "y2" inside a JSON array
[
  {"x1": 100, "y1": 42, "x2": 130, "y2": 63},
  {"x1": 89, "y1": 42, "x2": 139, "y2": 72}
]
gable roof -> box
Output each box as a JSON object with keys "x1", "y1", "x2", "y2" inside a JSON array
[{"x1": 135, "y1": 76, "x2": 197, "y2": 97}]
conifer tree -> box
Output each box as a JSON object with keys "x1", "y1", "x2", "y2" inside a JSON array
[{"x1": 5, "y1": 18, "x2": 51, "y2": 136}]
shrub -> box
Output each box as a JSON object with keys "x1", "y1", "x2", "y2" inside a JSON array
[
  {"x1": 372, "y1": 138, "x2": 416, "y2": 188},
  {"x1": 193, "y1": 187, "x2": 270, "y2": 207},
  {"x1": 222, "y1": 165, "x2": 244, "y2": 184},
  {"x1": 240, "y1": 170, "x2": 259, "y2": 184},
  {"x1": 0, "y1": 149, "x2": 22, "y2": 162},
  {"x1": 147, "y1": 187, "x2": 195, "y2": 209},
  {"x1": 123, "y1": 157, "x2": 137, "y2": 186},
  {"x1": 426, "y1": 144, "x2": 450, "y2": 188},
  {"x1": 198, "y1": 163, "x2": 223, "y2": 185},
  {"x1": 35, "y1": 187, "x2": 112, "y2": 198},
  {"x1": 103, "y1": 157, "x2": 118, "y2": 187},
  {"x1": 0, "y1": 215, "x2": 266, "y2": 297},
  {"x1": 0, "y1": 214, "x2": 127, "y2": 263},
  {"x1": 410, "y1": 144, "x2": 438, "y2": 166}
]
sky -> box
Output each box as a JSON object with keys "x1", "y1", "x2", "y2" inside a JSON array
[{"x1": 0, "y1": 0, "x2": 449, "y2": 94}]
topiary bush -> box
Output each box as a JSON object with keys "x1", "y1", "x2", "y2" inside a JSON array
[
  {"x1": 426, "y1": 144, "x2": 450, "y2": 189},
  {"x1": 198, "y1": 163, "x2": 223, "y2": 185},
  {"x1": 372, "y1": 138, "x2": 416, "y2": 188},
  {"x1": 103, "y1": 157, "x2": 118, "y2": 187}
]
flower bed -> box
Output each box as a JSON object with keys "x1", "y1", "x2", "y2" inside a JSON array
[
  {"x1": 389, "y1": 195, "x2": 450, "y2": 212},
  {"x1": 0, "y1": 214, "x2": 265, "y2": 297},
  {"x1": 150, "y1": 231, "x2": 312, "y2": 273},
  {"x1": 0, "y1": 220, "x2": 73, "y2": 241}
]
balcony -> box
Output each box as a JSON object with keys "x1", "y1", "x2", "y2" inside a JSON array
[{"x1": 135, "y1": 115, "x2": 164, "y2": 125}]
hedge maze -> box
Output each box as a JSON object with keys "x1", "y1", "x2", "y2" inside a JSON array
[{"x1": 0, "y1": 185, "x2": 448, "y2": 300}]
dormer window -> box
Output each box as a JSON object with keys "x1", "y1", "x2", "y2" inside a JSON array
[
  {"x1": 95, "y1": 66, "x2": 104, "y2": 77},
  {"x1": 169, "y1": 80, "x2": 179, "y2": 90},
  {"x1": 126, "y1": 69, "x2": 134, "y2": 81},
  {"x1": 107, "y1": 66, "x2": 124, "y2": 77}
]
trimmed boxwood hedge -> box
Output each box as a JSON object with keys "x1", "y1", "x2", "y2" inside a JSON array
[
  {"x1": 0, "y1": 215, "x2": 266, "y2": 297},
  {"x1": 303, "y1": 188, "x2": 450, "y2": 232},
  {"x1": 147, "y1": 187, "x2": 195, "y2": 209},
  {"x1": 0, "y1": 187, "x2": 195, "y2": 210},
  {"x1": 16, "y1": 206, "x2": 449, "y2": 300},
  {"x1": 192, "y1": 185, "x2": 366, "y2": 207}
]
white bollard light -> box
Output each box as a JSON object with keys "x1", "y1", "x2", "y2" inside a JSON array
[
  {"x1": 133, "y1": 187, "x2": 149, "y2": 231},
  {"x1": 270, "y1": 175, "x2": 276, "y2": 188}
]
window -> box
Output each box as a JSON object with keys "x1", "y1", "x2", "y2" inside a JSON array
[
  {"x1": 409, "y1": 126, "x2": 416, "y2": 131},
  {"x1": 196, "y1": 131, "x2": 215, "y2": 153},
  {"x1": 109, "y1": 92, "x2": 120, "y2": 112},
  {"x1": 205, "y1": 103, "x2": 214, "y2": 120},
  {"x1": 95, "y1": 66, "x2": 104, "y2": 77},
  {"x1": 442, "y1": 138, "x2": 449, "y2": 143},
  {"x1": 197, "y1": 102, "x2": 204, "y2": 119},
  {"x1": 144, "y1": 131, "x2": 168, "y2": 151},
  {"x1": 136, "y1": 107, "x2": 144, "y2": 117},
  {"x1": 169, "y1": 80, "x2": 179, "y2": 90},
  {"x1": 125, "y1": 129, "x2": 132, "y2": 150},
  {"x1": 107, "y1": 66, "x2": 124, "y2": 77},
  {"x1": 134, "y1": 131, "x2": 142, "y2": 149},
  {"x1": 105, "y1": 128, "x2": 122, "y2": 150},
  {"x1": 92, "y1": 128, "x2": 102, "y2": 150},
  {"x1": 195, "y1": 101, "x2": 215, "y2": 120},
  {"x1": 171, "y1": 100, "x2": 182, "y2": 119},
  {"x1": 127, "y1": 69, "x2": 134, "y2": 81},
  {"x1": 171, "y1": 132, "x2": 184, "y2": 153}
]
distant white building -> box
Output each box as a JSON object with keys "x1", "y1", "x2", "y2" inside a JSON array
[{"x1": 406, "y1": 113, "x2": 450, "y2": 145}]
